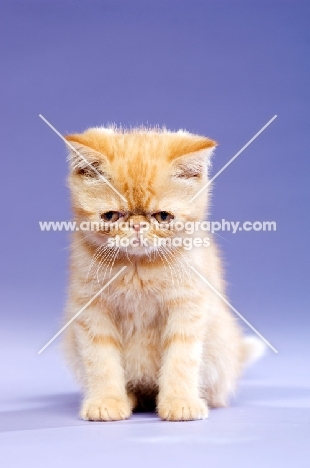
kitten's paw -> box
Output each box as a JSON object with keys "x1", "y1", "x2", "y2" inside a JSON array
[
  {"x1": 157, "y1": 398, "x2": 208, "y2": 421},
  {"x1": 208, "y1": 395, "x2": 229, "y2": 408},
  {"x1": 80, "y1": 397, "x2": 132, "y2": 421}
]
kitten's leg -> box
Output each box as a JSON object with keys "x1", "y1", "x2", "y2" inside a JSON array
[
  {"x1": 74, "y1": 310, "x2": 133, "y2": 421},
  {"x1": 157, "y1": 302, "x2": 208, "y2": 421}
]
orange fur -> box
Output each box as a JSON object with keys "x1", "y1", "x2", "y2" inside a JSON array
[{"x1": 63, "y1": 126, "x2": 263, "y2": 422}]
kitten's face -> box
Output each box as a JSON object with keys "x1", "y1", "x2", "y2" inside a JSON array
[{"x1": 66, "y1": 128, "x2": 216, "y2": 256}]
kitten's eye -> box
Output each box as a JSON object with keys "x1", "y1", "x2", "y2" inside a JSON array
[
  {"x1": 77, "y1": 162, "x2": 101, "y2": 178},
  {"x1": 100, "y1": 211, "x2": 122, "y2": 222},
  {"x1": 152, "y1": 211, "x2": 174, "y2": 223}
]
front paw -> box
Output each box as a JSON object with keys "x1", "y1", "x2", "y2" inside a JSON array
[
  {"x1": 80, "y1": 397, "x2": 132, "y2": 421},
  {"x1": 157, "y1": 398, "x2": 208, "y2": 421}
]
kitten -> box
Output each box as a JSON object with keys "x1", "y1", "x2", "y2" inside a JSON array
[{"x1": 63, "y1": 126, "x2": 264, "y2": 421}]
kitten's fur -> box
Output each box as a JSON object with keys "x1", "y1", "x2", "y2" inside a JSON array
[{"x1": 63, "y1": 126, "x2": 264, "y2": 421}]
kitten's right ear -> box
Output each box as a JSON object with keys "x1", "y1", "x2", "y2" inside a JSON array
[{"x1": 64, "y1": 134, "x2": 110, "y2": 179}]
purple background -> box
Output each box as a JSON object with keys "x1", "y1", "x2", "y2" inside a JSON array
[{"x1": 1, "y1": 1, "x2": 309, "y2": 467}]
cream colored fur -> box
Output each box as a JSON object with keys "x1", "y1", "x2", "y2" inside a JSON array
[{"x1": 62, "y1": 127, "x2": 265, "y2": 421}]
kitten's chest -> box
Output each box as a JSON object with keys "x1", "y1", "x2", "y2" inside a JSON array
[
  {"x1": 116, "y1": 290, "x2": 160, "y2": 322},
  {"x1": 110, "y1": 265, "x2": 166, "y2": 333},
  {"x1": 113, "y1": 263, "x2": 167, "y2": 303}
]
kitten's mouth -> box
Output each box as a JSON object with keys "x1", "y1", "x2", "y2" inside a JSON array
[{"x1": 88, "y1": 228, "x2": 176, "y2": 256}]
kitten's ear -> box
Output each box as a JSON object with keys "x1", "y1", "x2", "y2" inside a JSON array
[
  {"x1": 64, "y1": 134, "x2": 110, "y2": 178},
  {"x1": 171, "y1": 138, "x2": 217, "y2": 179}
]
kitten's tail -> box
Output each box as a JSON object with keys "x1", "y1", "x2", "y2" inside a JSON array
[{"x1": 241, "y1": 336, "x2": 266, "y2": 367}]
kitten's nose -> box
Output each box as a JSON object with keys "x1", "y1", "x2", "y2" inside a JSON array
[{"x1": 133, "y1": 224, "x2": 141, "y2": 232}]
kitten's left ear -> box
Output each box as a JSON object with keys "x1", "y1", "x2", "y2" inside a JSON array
[{"x1": 171, "y1": 138, "x2": 217, "y2": 179}]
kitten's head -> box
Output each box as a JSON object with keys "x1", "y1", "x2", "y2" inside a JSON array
[{"x1": 65, "y1": 126, "x2": 216, "y2": 256}]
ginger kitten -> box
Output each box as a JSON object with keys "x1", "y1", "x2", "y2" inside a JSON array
[{"x1": 63, "y1": 126, "x2": 264, "y2": 421}]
